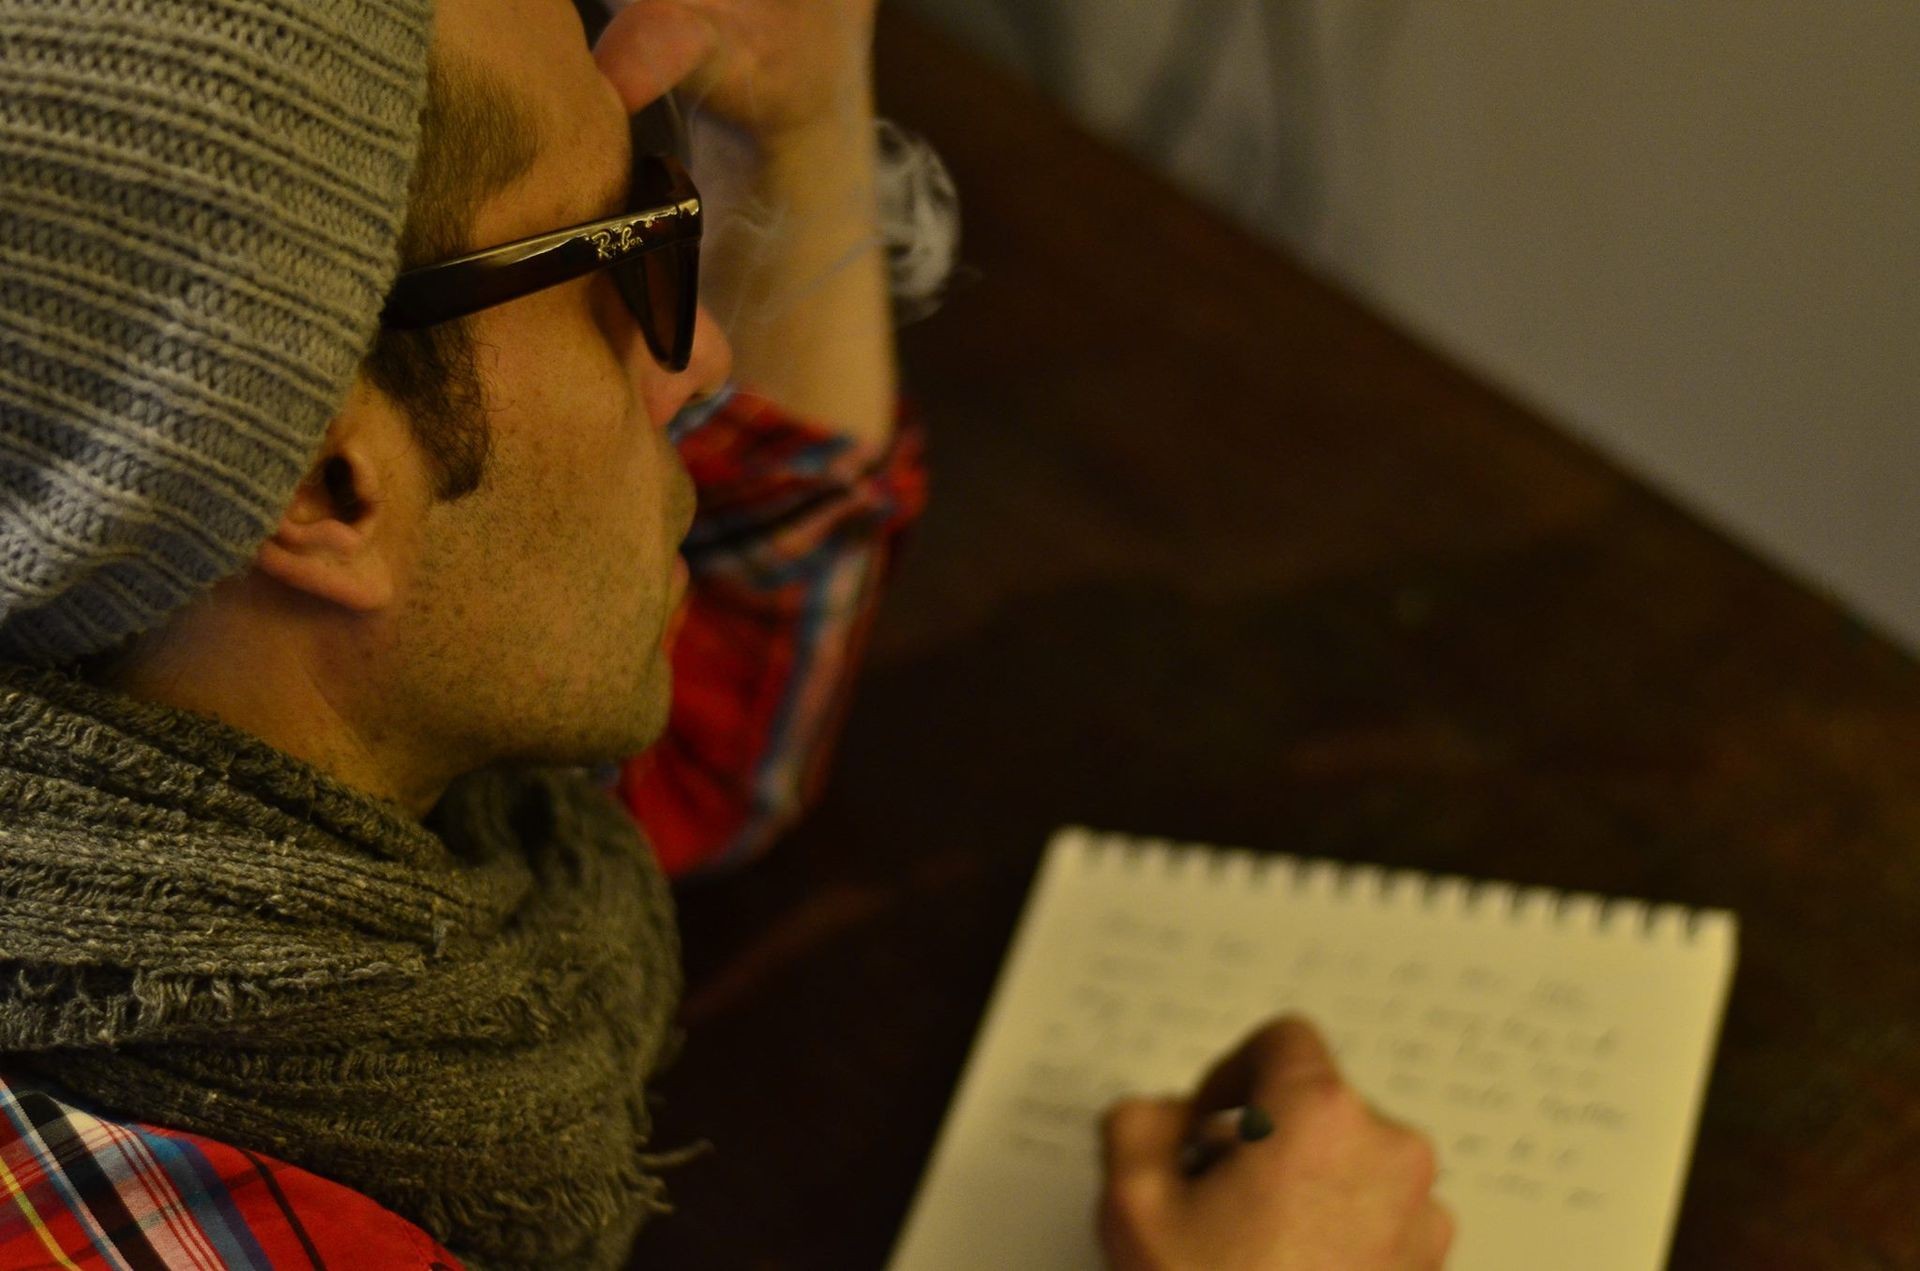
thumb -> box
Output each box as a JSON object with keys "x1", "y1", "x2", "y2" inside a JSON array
[
  {"x1": 593, "y1": 0, "x2": 720, "y2": 111},
  {"x1": 1191, "y1": 1014, "x2": 1344, "y2": 1120}
]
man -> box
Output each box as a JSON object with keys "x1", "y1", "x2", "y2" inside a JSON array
[{"x1": 0, "y1": 0, "x2": 1448, "y2": 1266}]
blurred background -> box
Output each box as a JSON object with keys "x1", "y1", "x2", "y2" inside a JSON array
[
  {"x1": 899, "y1": 0, "x2": 1920, "y2": 651},
  {"x1": 633, "y1": 9, "x2": 1920, "y2": 1265}
]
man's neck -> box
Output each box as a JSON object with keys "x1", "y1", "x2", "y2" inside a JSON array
[{"x1": 80, "y1": 581, "x2": 447, "y2": 820}]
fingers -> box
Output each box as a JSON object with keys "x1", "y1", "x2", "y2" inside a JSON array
[
  {"x1": 1102, "y1": 1017, "x2": 1455, "y2": 1270},
  {"x1": 1100, "y1": 1095, "x2": 1189, "y2": 1185},
  {"x1": 1189, "y1": 1014, "x2": 1342, "y2": 1119},
  {"x1": 1407, "y1": 1199, "x2": 1457, "y2": 1267},
  {"x1": 1098, "y1": 1093, "x2": 1194, "y2": 1259},
  {"x1": 593, "y1": 0, "x2": 721, "y2": 110}
]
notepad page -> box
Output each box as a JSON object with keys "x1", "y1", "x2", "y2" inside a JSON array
[{"x1": 887, "y1": 827, "x2": 1737, "y2": 1271}]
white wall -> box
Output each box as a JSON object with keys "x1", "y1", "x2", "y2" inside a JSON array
[{"x1": 905, "y1": 0, "x2": 1920, "y2": 650}]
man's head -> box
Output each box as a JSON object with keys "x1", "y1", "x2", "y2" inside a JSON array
[{"x1": 0, "y1": 0, "x2": 731, "y2": 814}]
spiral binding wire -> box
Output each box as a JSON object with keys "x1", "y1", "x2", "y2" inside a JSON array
[{"x1": 1054, "y1": 826, "x2": 1731, "y2": 945}]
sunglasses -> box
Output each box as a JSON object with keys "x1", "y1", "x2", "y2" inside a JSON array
[{"x1": 379, "y1": 93, "x2": 702, "y2": 372}]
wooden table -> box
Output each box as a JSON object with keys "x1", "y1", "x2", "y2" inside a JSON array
[{"x1": 629, "y1": 11, "x2": 1920, "y2": 1268}]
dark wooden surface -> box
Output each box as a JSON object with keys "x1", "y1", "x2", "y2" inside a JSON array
[{"x1": 628, "y1": 11, "x2": 1920, "y2": 1268}]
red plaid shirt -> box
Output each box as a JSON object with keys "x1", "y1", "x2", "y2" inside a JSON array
[
  {"x1": 0, "y1": 1079, "x2": 461, "y2": 1270},
  {"x1": 0, "y1": 388, "x2": 927, "y2": 1267},
  {"x1": 615, "y1": 384, "x2": 928, "y2": 875}
]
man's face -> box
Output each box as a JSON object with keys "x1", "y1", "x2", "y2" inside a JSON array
[{"x1": 379, "y1": 0, "x2": 730, "y2": 777}]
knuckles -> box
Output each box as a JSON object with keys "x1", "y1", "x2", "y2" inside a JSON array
[
  {"x1": 1395, "y1": 1125, "x2": 1441, "y2": 1194},
  {"x1": 1099, "y1": 1096, "x2": 1145, "y2": 1140},
  {"x1": 1095, "y1": 1171, "x2": 1166, "y2": 1271}
]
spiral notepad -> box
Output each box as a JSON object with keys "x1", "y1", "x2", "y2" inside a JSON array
[{"x1": 888, "y1": 826, "x2": 1737, "y2": 1271}]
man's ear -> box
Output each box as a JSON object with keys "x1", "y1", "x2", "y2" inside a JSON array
[{"x1": 253, "y1": 379, "x2": 417, "y2": 614}]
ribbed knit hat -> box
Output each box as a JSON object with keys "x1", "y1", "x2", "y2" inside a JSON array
[{"x1": 0, "y1": 0, "x2": 433, "y2": 666}]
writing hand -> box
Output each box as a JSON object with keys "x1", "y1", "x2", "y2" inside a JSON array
[{"x1": 1100, "y1": 1015, "x2": 1454, "y2": 1270}]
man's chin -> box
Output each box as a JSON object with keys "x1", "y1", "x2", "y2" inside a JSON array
[
  {"x1": 494, "y1": 674, "x2": 671, "y2": 774},
  {"x1": 594, "y1": 669, "x2": 675, "y2": 765}
]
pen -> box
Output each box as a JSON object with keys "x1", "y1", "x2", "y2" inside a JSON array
[{"x1": 1177, "y1": 1104, "x2": 1274, "y2": 1177}]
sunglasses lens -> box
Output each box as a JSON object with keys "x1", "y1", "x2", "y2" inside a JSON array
[
  {"x1": 614, "y1": 145, "x2": 698, "y2": 374},
  {"x1": 615, "y1": 236, "x2": 697, "y2": 372},
  {"x1": 617, "y1": 107, "x2": 699, "y2": 371}
]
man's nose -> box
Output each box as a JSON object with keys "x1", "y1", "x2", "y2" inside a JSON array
[{"x1": 643, "y1": 302, "x2": 733, "y2": 431}]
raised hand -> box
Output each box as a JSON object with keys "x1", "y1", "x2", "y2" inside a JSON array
[{"x1": 594, "y1": 0, "x2": 877, "y2": 142}]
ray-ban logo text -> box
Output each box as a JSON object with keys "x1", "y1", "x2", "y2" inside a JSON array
[{"x1": 588, "y1": 225, "x2": 640, "y2": 261}]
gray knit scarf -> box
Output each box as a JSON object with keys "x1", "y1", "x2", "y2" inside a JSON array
[{"x1": 0, "y1": 661, "x2": 686, "y2": 1270}]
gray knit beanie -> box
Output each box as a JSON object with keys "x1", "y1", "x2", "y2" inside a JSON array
[{"x1": 0, "y1": 0, "x2": 433, "y2": 666}]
